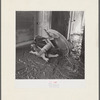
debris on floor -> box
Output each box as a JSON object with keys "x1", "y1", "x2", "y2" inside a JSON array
[{"x1": 16, "y1": 46, "x2": 84, "y2": 79}]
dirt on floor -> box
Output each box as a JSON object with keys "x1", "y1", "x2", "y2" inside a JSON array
[{"x1": 16, "y1": 45, "x2": 84, "y2": 79}]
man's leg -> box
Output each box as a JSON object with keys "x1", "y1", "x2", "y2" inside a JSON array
[
  {"x1": 41, "y1": 53, "x2": 49, "y2": 62},
  {"x1": 47, "y1": 54, "x2": 59, "y2": 58},
  {"x1": 29, "y1": 50, "x2": 39, "y2": 55}
]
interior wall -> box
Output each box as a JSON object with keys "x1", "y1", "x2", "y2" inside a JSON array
[
  {"x1": 69, "y1": 11, "x2": 85, "y2": 58},
  {"x1": 16, "y1": 11, "x2": 37, "y2": 44},
  {"x1": 16, "y1": 11, "x2": 70, "y2": 47},
  {"x1": 71, "y1": 11, "x2": 84, "y2": 34},
  {"x1": 37, "y1": 11, "x2": 52, "y2": 38}
]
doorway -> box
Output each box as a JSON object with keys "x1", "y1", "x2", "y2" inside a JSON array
[{"x1": 51, "y1": 11, "x2": 70, "y2": 38}]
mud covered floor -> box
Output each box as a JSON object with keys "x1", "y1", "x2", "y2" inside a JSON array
[{"x1": 16, "y1": 46, "x2": 84, "y2": 79}]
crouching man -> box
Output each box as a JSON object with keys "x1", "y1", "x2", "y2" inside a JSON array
[{"x1": 30, "y1": 35, "x2": 62, "y2": 62}]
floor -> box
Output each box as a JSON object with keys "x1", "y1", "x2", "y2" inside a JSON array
[{"x1": 16, "y1": 45, "x2": 84, "y2": 79}]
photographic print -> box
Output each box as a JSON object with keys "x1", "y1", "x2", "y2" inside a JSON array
[
  {"x1": 2, "y1": 0, "x2": 98, "y2": 99},
  {"x1": 16, "y1": 11, "x2": 85, "y2": 79}
]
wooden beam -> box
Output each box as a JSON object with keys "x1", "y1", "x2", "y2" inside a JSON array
[
  {"x1": 37, "y1": 11, "x2": 52, "y2": 37},
  {"x1": 16, "y1": 40, "x2": 34, "y2": 48}
]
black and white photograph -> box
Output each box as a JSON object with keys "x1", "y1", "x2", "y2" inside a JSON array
[
  {"x1": 16, "y1": 11, "x2": 85, "y2": 79},
  {"x1": 2, "y1": 0, "x2": 99, "y2": 98}
]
